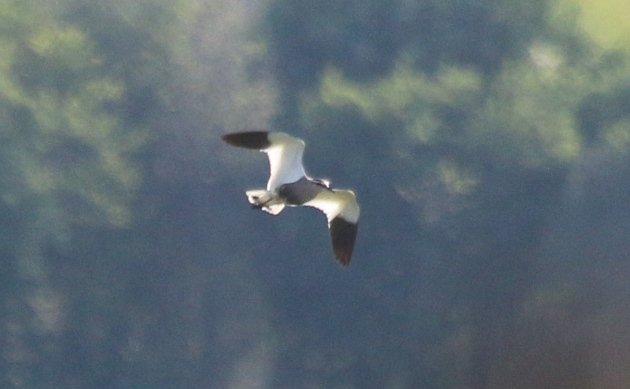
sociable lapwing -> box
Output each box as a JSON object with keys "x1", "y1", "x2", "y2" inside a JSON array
[{"x1": 222, "y1": 131, "x2": 360, "y2": 266}]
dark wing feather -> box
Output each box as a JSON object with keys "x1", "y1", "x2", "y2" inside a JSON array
[
  {"x1": 329, "y1": 217, "x2": 358, "y2": 266},
  {"x1": 221, "y1": 131, "x2": 271, "y2": 150}
]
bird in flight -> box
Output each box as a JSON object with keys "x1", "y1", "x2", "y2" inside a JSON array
[{"x1": 222, "y1": 131, "x2": 360, "y2": 266}]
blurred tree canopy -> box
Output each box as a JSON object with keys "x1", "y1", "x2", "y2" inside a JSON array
[{"x1": 1, "y1": 0, "x2": 629, "y2": 388}]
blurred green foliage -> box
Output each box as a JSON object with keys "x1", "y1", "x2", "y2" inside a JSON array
[
  {"x1": 1, "y1": 0, "x2": 630, "y2": 388},
  {"x1": 1, "y1": 2, "x2": 142, "y2": 229}
]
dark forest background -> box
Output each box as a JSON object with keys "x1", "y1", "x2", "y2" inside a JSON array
[{"x1": 2, "y1": 0, "x2": 630, "y2": 387}]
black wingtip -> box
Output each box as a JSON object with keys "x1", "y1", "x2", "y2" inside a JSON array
[
  {"x1": 221, "y1": 131, "x2": 271, "y2": 150},
  {"x1": 330, "y1": 218, "x2": 358, "y2": 266}
]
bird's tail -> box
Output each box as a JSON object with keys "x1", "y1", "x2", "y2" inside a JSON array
[{"x1": 245, "y1": 189, "x2": 285, "y2": 215}]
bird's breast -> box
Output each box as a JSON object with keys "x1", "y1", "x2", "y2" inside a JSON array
[{"x1": 277, "y1": 179, "x2": 323, "y2": 205}]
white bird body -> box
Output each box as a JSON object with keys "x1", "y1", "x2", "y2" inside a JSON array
[{"x1": 222, "y1": 131, "x2": 360, "y2": 265}]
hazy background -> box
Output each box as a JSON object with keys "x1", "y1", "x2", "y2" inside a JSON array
[{"x1": 2, "y1": 0, "x2": 630, "y2": 387}]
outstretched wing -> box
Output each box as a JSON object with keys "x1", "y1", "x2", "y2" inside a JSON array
[
  {"x1": 304, "y1": 189, "x2": 360, "y2": 266},
  {"x1": 222, "y1": 131, "x2": 306, "y2": 191}
]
